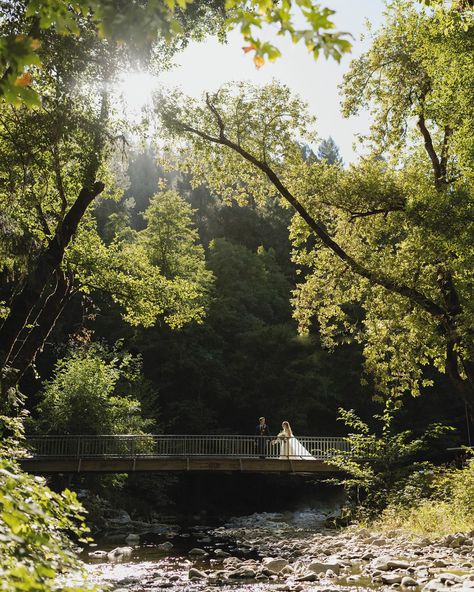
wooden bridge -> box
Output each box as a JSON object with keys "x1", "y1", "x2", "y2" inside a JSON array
[{"x1": 21, "y1": 435, "x2": 349, "y2": 474}]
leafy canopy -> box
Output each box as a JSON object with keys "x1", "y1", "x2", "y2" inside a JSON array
[
  {"x1": 157, "y1": 1, "x2": 474, "y2": 404},
  {"x1": 1, "y1": 0, "x2": 352, "y2": 106}
]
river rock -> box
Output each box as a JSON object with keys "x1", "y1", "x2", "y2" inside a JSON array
[
  {"x1": 157, "y1": 541, "x2": 174, "y2": 551},
  {"x1": 107, "y1": 510, "x2": 132, "y2": 526},
  {"x1": 125, "y1": 533, "x2": 140, "y2": 544},
  {"x1": 88, "y1": 550, "x2": 108, "y2": 558},
  {"x1": 308, "y1": 561, "x2": 341, "y2": 575},
  {"x1": 388, "y1": 560, "x2": 411, "y2": 569},
  {"x1": 424, "y1": 580, "x2": 450, "y2": 591},
  {"x1": 189, "y1": 547, "x2": 208, "y2": 556},
  {"x1": 382, "y1": 573, "x2": 404, "y2": 584},
  {"x1": 227, "y1": 567, "x2": 257, "y2": 579},
  {"x1": 189, "y1": 567, "x2": 207, "y2": 580},
  {"x1": 214, "y1": 549, "x2": 230, "y2": 558},
  {"x1": 107, "y1": 546, "x2": 133, "y2": 561},
  {"x1": 402, "y1": 576, "x2": 419, "y2": 587},
  {"x1": 296, "y1": 572, "x2": 318, "y2": 582},
  {"x1": 371, "y1": 556, "x2": 392, "y2": 571},
  {"x1": 438, "y1": 573, "x2": 463, "y2": 583},
  {"x1": 263, "y1": 558, "x2": 289, "y2": 573}
]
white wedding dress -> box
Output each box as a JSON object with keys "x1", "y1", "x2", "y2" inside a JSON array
[{"x1": 276, "y1": 432, "x2": 316, "y2": 460}]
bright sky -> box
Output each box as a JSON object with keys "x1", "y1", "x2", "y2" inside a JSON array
[{"x1": 157, "y1": 1, "x2": 386, "y2": 164}]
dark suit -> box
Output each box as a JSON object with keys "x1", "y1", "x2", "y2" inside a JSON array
[{"x1": 255, "y1": 423, "x2": 271, "y2": 458}]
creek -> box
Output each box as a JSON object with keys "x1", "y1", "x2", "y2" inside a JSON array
[{"x1": 78, "y1": 476, "x2": 474, "y2": 592}]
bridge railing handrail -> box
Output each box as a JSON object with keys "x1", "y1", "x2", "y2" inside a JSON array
[{"x1": 23, "y1": 434, "x2": 352, "y2": 460}]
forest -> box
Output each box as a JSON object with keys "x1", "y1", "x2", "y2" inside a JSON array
[{"x1": 0, "y1": 1, "x2": 473, "y2": 591}]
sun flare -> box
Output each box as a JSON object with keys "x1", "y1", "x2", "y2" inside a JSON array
[{"x1": 116, "y1": 71, "x2": 159, "y2": 113}]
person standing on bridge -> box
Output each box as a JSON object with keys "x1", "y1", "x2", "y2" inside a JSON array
[
  {"x1": 272, "y1": 421, "x2": 316, "y2": 460},
  {"x1": 255, "y1": 416, "x2": 271, "y2": 459}
]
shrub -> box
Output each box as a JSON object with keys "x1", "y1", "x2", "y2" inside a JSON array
[
  {"x1": 35, "y1": 343, "x2": 154, "y2": 436},
  {"x1": 376, "y1": 455, "x2": 474, "y2": 536},
  {"x1": 330, "y1": 399, "x2": 453, "y2": 521},
  {"x1": 0, "y1": 416, "x2": 96, "y2": 592}
]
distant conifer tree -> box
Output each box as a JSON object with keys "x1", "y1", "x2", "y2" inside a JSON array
[{"x1": 316, "y1": 136, "x2": 343, "y2": 165}]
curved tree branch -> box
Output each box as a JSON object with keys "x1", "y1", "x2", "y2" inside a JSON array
[{"x1": 170, "y1": 104, "x2": 446, "y2": 320}]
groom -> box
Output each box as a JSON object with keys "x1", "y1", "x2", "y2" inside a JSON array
[{"x1": 255, "y1": 416, "x2": 271, "y2": 459}]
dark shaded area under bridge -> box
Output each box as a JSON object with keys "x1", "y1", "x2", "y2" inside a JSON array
[{"x1": 20, "y1": 435, "x2": 347, "y2": 474}]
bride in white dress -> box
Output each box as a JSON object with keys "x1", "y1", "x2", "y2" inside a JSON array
[{"x1": 272, "y1": 421, "x2": 316, "y2": 460}]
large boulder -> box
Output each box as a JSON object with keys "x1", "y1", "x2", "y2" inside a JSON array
[
  {"x1": 189, "y1": 547, "x2": 208, "y2": 557},
  {"x1": 227, "y1": 567, "x2": 257, "y2": 579},
  {"x1": 107, "y1": 510, "x2": 132, "y2": 526}
]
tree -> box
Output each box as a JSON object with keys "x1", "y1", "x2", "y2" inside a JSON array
[
  {"x1": 35, "y1": 344, "x2": 153, "y2": 435},
  {"x1": 0, "y1": 19, "x2": 112, "y2": 403},
  {"x1": 66, "y1": 189, "x2": 212, "y2": 331},
  {"x1": 316, "y1": 136, "x2": 343, "y2": 166},
  {"x1": 0, "y1": 14, "x2": 211, "y2": 405},
  {"x1": 157, "y1": 3, "x2": 474, "y2": 408},
  {"x1": 0, "y1": 0, "x2": 352, "y2": 106},
  {"x1": 330, "y1": 400, "x2": 453, "y2": 520}
]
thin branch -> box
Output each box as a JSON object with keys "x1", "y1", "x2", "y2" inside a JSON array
[
  {"x1": 349, "y1": 206, "x2": 405, "y2": 221},
  {"x1": 35, "y1": 203, "x2": 52, "y2": 237},
  {"x1": 52, "y1": 143, "x2": 67, "y2": 217},
  {"x1": 417, "y1": 113, "x2": 443, "y2": 188}
]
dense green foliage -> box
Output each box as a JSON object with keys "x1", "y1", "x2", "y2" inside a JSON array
[
  {"x1": 375, "y1": 455, "x2": 474, "y2": 536},
  {"x1": 0, "y1": 419, "x2": 93, "y2": 592},
  {"x1": 330, "y1": 400, "x2": 454, "y2": 521},
  {"x1": 35, "y1": 344, "x2": 153, "y2": 435},
  {"x1": 158, "y1": 2, "x2": 474, "y2": 408}
]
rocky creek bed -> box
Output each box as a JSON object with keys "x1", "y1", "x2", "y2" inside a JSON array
[{"x1": 82, "y1": 510, "x2": 474, "y2": 592}]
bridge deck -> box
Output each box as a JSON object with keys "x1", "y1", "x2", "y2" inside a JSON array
[
  {"x1": 21, "y1": 435, "x2": 347, "y2": 474},
  {"x1": 20, "y1": 456, "x2": 338, "y2": 473}
]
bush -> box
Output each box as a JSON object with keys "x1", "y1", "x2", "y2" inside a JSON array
[
  {"x1": 0, "y1": 416, "x2": 96, "y2": 592},
  {"x1": 34, "y1": 343, "x2": 154, "y2": 435},
  {"x1": 376, "y1": 456, "x2": 474, "y2": 536},
  {"x1": 330, "y1": 399, "x2": 453, "y2": 521}
]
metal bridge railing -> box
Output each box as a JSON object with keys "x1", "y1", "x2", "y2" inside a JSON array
[{"x1": 24, "y1": 435, "x2": 351, "y2": 460}]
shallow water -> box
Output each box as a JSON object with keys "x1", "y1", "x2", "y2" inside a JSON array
[{"x1": 83, "y1": 509, "x2": 333, "y2": 591}]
